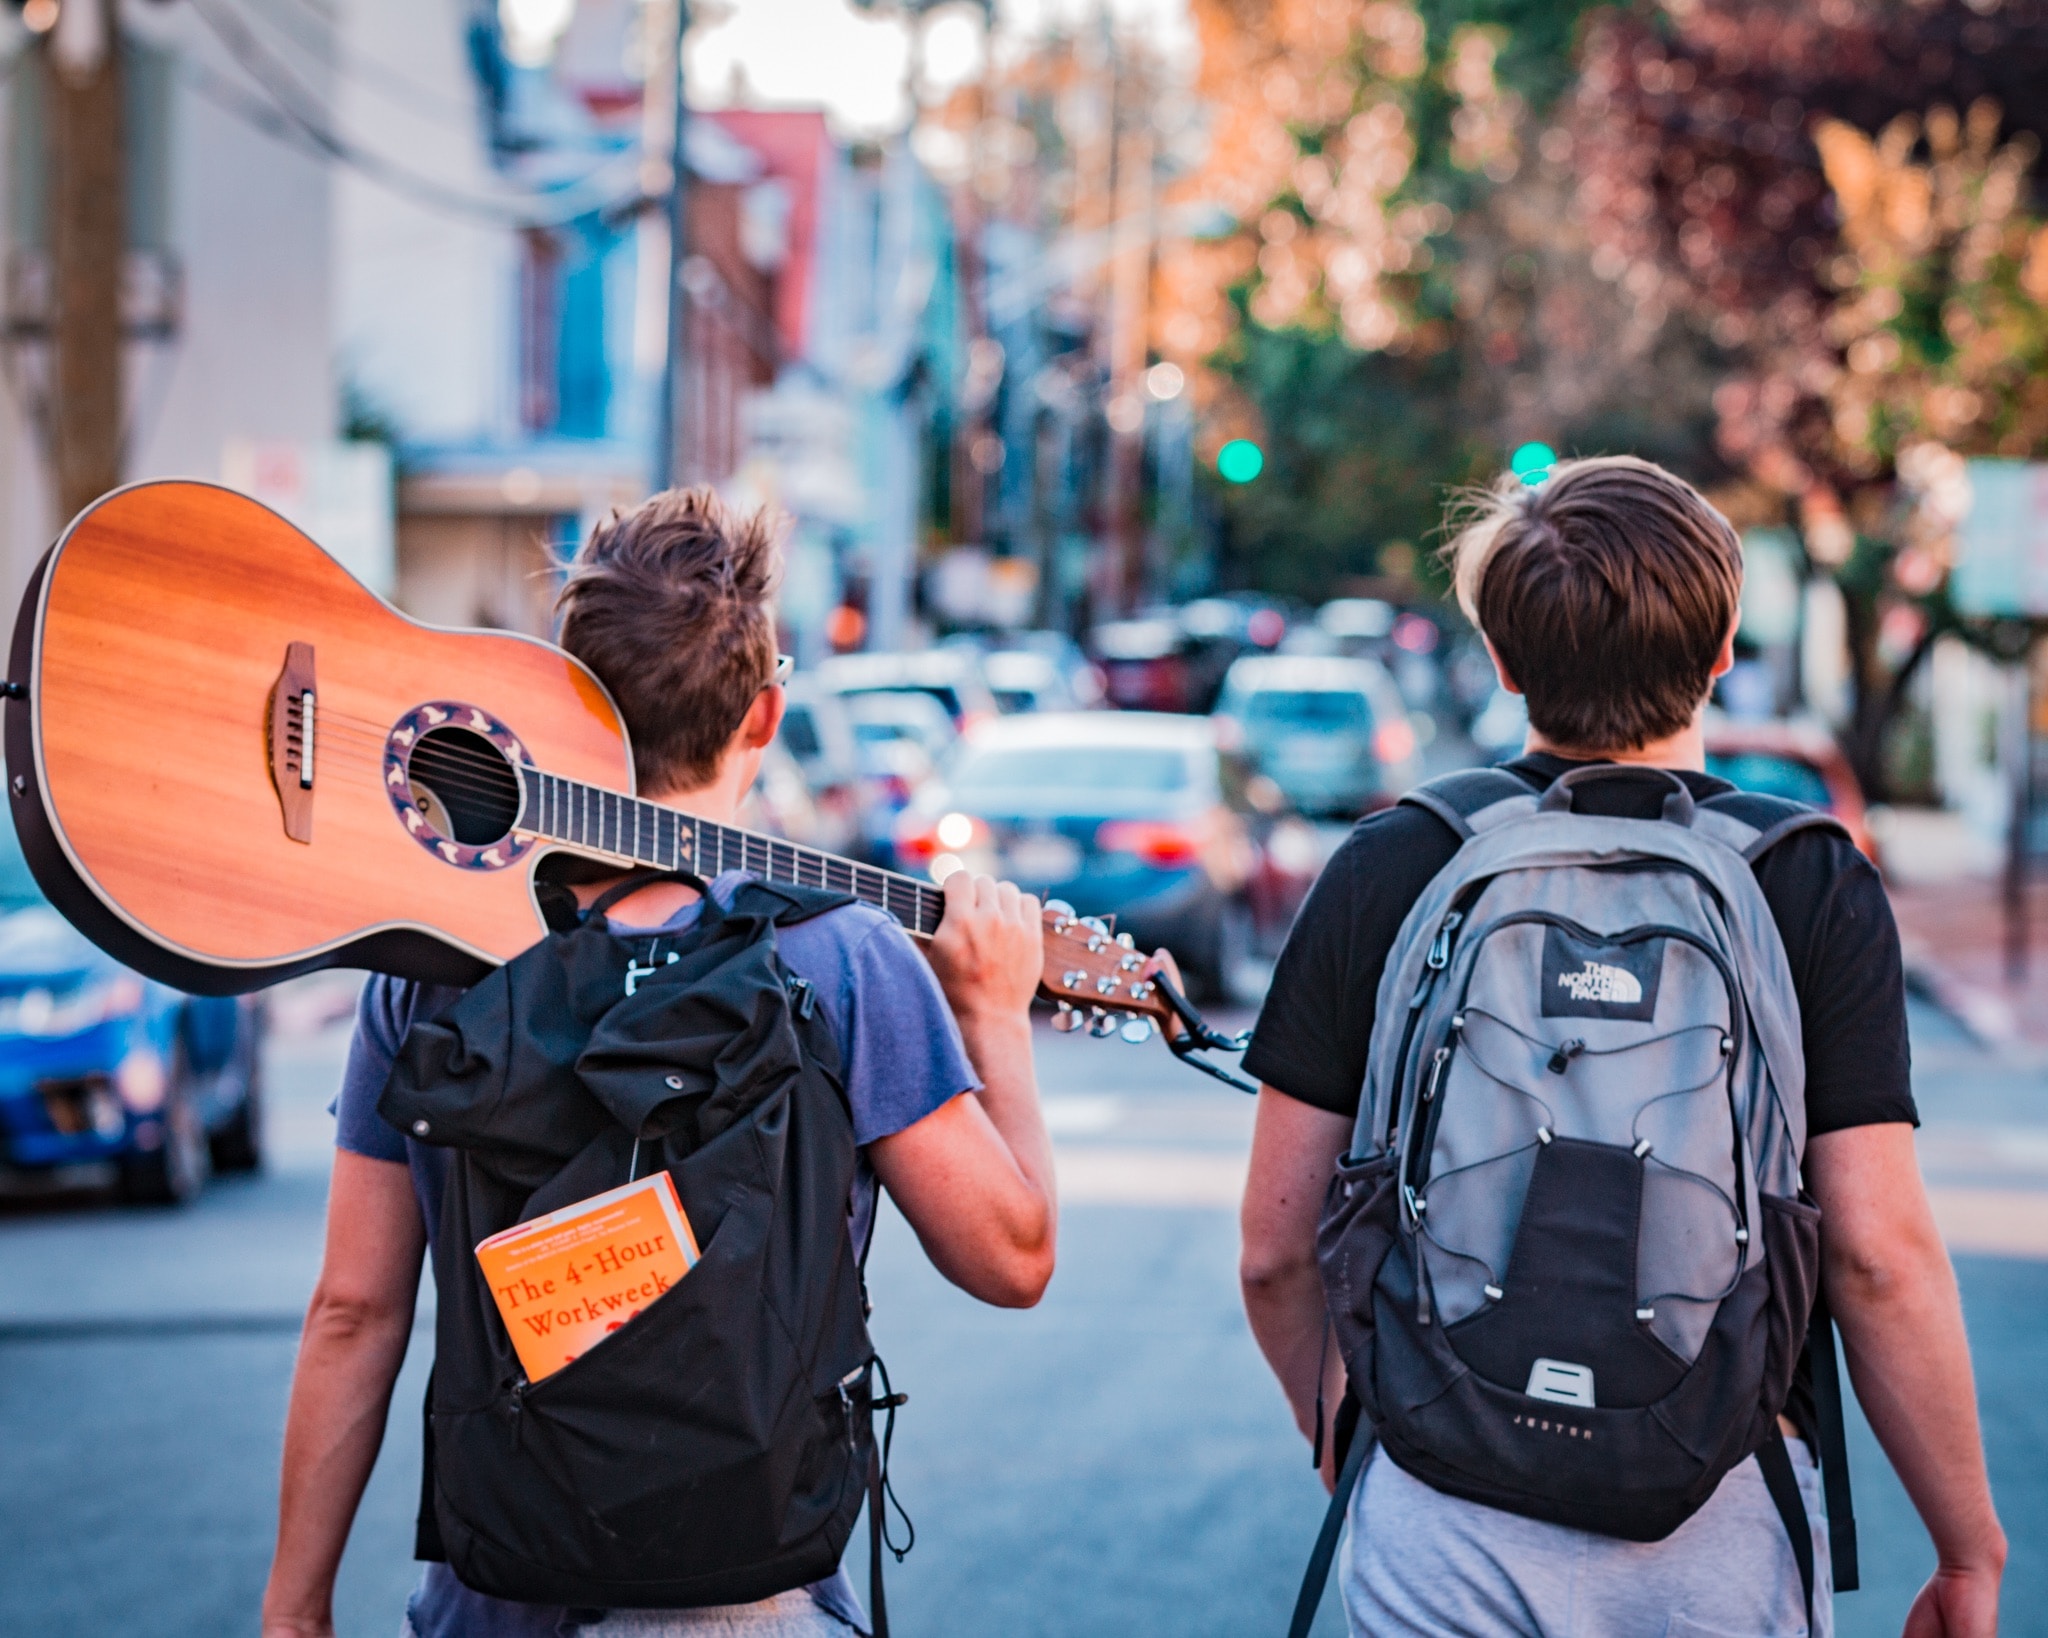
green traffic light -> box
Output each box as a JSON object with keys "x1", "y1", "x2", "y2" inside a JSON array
[
  {"x1": 1218, "y1": 439, "x2": 1265, "y2": 484},
  {"x1": 1510, "y1": 442, "x2": 1556, "y2": 485}
]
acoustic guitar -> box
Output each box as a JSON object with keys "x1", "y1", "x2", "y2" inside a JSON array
[{"x1": 5, "y1": 482, "x2": 1249, "y2": 1078}]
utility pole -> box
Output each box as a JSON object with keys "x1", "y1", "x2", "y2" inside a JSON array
[
  {"x1": 1105, "y1": 112, "x2": 1154, "y2": 615},
  {"x1": 47, "y1": 0, "x2": 124, "y2": 522},
  {"x1": 651, "y1": 0, "x2": 691, "y2": 491}
]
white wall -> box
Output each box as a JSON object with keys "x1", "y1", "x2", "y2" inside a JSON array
[
  {"x1": 129, "y1": 5, "x2": 336, "y2": 476},
  {"x1": 331, "y1": 0, "x2": 512, "y2": 446},
  {"x1": 0, "y1": 2, "x2": 337, "y2": 611}
]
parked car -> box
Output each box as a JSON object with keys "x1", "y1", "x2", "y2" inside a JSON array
[
  {"x1": 815, "y1": 650, "x2": 999, "y2": 730},
  {"x1": 1213, "y1": 654, "x2": 1422, "y2": 818},
  {"x1": 891, "y1": 712, "x2": 1312, "y2": 1002},
  {"x1": 0, "y1": 802, "x2": 264, "y2": 1203},
  {"x1": 1703, "y1": 714, "x2": 1877, "y2": 861}
]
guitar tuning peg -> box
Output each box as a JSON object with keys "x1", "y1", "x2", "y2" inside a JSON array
[
  {"x1": 1115, "y1": 932, "x2": 1135, "y2": 950},
  {"x1": 1119, "y1": 1014, "x2": 1153, "y2": 1045},
  {"x1": 1045, "y1": 899, "x2": 1075, "y2": 919},
  {"x1": 1051, "y1": 1002, "x2": 1084, "y2": 1033},
  {"x1": 1086, "y1": 1008, "x2": 1118, "y2": 1039}
]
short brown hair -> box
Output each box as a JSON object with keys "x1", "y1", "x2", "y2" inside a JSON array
[
  {"x1": 556, "y1": 486, "x2": 782, "y2": 792},
  {"x1": 1446, "y1": 456, "x2": 1742, "y2": 753}
]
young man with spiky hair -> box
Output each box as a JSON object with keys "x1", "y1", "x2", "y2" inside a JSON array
[
  {"x1": 262, "y1": 488, "x2": 1057, "y2": 1638},
  {"x1": 1239, "y1": 457, "x2": 2005, "y2": 1637}
]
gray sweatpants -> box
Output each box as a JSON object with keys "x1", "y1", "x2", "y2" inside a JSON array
[{"x1": 1342, "y1": 1444, "x2": 1831, "y2": 1638}]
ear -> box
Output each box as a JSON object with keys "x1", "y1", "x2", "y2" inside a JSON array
[
  {"x1": 735, "y1": 684, "x2": 785, "y2": 751},
  {"x1": 1483, "y1": 636, "x2": 1522, "y2": 696},
  {"x1": 1709, "y1": 618, "x2": 1738, "y2": 682}
]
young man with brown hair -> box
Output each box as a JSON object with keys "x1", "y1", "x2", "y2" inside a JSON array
[
  {"x1": 261, "y1": 488, "x2": 1057, "y2": 1638},
  {"x1": 1241, "y1": 456, "x2": 2005, "y2": 1636}
]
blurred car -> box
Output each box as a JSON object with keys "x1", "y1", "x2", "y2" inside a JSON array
[
  {"x1": 815, "y1": 650, "x2": 999, "y2": 730},
  {"x1": 775, "y1": 676, "x2": 869, "y2": 856},
  {"x1": 940, "y1": 631, "x2": 1106, "y2": 713},
  {"x1": 1316, "y1": 597, "x2": 1396, "y2": 650},
  {"x1": 1090, "y1": 616, "x2": 1189, "y2": 712},
  {"x1": 0, "y1": 802, "x2": 264, "y2": 1204},
  {"x1": 845, "y1": 691, "x2": 958, "y2": 861},
  {"x1": 1213, "y1": 654, "x2": 1422, "y2": 818},
  {"x1": 1469, "y1": 684, "x2": 1531, "y2": 763},
  {"x1": 891, "y1": 712, "x2": 1310, "y2": 1002},
  {"x1": 741, "y1": 737, "x2": 857, "y2": 857},
  {"x1": 1702, "y1": 715, "x2": 1877, "y2": 861}
]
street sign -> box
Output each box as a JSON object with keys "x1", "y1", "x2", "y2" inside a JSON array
[{"x1": 1951, "y1": 459, "x2": 2048, "y2": 619}]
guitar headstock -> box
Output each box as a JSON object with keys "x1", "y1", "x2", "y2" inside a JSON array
[{"x1": 1037, "y1": 901, "x2": 1171, "y2": 1042}]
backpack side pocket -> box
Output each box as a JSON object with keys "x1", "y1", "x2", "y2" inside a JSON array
[
  {"x1": 1757, "y1": 1190, "x2": 1822, "y2": 1423},
  {"x1": 1318, "y1": 1151, "x2": 1400, "y2": 1398}
]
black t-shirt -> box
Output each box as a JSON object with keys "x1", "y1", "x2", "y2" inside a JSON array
[{"x1": 1244, "y1": 753, "x2": 1918, "y2": 1137}]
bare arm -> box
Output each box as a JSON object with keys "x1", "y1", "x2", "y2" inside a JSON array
[
  {"x1": 870, "y1": 870, "x2": 1056, "y2": 1309},
  {"x1": 1240, "y1": 1085, "x2": 1352, "y2": 1486},
  {"x1": 1805, "y1": 1123, "x2": 2005, "y2": 1638},
  {"x1": 261, "y1": 1150, "x2": 426, "y2": 1638}
]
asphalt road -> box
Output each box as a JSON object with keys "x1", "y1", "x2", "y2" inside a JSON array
[{"x1": 1, "y1": 978, "x2": 2044, "y2": 1637}]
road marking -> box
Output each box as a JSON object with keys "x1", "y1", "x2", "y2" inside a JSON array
[
  {"x1": 1041, "y1": 1096, "x2": 1124, "y2": 1137},
  {"x1": 1056, "y1": 1146, "x2": 1246, "y2": 1208},
  {"x1": 1055, "y1": 1149, "x2": 2048, "y2": 1260},
  {"x1": 1927, "y1": 1187, "x2": 2048, "y2": 1260}
]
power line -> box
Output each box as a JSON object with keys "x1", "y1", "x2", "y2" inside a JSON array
[
  {"x1": 183, "y1": 0, "x2": 646, "y2": 228},
  {"x1": 240, "y1": 0, "x2": 489, "y2": 131}
]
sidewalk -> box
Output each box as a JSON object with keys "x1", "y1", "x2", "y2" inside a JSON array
[{"x1": 1889, "y1": 873, "x2": 2048, "y2": 1050}]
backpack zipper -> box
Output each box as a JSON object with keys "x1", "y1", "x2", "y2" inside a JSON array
[{"x1": 1381, "y1": 906, "x2": 1468, "y2": 1152}]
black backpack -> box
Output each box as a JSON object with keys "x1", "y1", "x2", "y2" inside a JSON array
[{"x1": 378, "y1": 874, "x2": 903, "y2": 1618}]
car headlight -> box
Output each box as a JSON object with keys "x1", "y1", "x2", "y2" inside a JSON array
[
  {"x1": 115, "y1": 1047, "x2": 168, "y2": 1113},
  {"x1": 0, "y1": 974, "x2": 146, "y2": 1037}
]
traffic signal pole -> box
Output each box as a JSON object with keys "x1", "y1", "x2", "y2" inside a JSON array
[{"x1": 47, "y1": 0, "x2": 124, "y2": 522}]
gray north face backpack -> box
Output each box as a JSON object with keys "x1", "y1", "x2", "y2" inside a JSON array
[{"x1": 1290, "y1": 764, "x2": 1859, "y2": 1637}]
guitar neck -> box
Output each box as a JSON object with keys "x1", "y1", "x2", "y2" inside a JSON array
[{"x1": 516, "y1": 767, "x2": 945, "y2": 939}]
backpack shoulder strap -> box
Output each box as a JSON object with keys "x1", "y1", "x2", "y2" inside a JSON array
[
  {"x1": 1399, "y1": 767, "x2": 1535, "y2": 839},
  {"x1": 729, "y1": 877, "x2": 859, "y2": 927},
  {"x1": 1695, "y1": 790, "x2": 1853, "y2": 862}
]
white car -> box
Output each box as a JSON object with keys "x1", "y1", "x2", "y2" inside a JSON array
[{"x1": 1213, "y1": 653, "x2": 1421, "y2": 817}]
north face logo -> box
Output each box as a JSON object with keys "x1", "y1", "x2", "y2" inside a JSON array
[
  {"x1": 1556, "y1": 961, "x2": 1643, "y2": 1006},
  {"x1": 1540, "y1": 926, "x2": 1664, "y2": 1020}
]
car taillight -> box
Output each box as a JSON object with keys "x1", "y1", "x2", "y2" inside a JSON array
[
  {"x1": 1097, "y1": 818, "x2": 1206, "y2": 867},
  {"x1": 895, "y1": 817, "x2": 940, "y2": 863},
  {"x1": 896, "y1": 811, "x2": 986, "y2": 866},
  {"x1": 1374, "y1": 719, "x2": 1417, "y2": 765}
]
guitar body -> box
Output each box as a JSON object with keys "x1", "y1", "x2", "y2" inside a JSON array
[
  {"x1": 4, "y1": 481, "x2": 1194, "y2": 1059},
  {"x1": 7, "y1": 482, "x2": 632, "y2": 994}
]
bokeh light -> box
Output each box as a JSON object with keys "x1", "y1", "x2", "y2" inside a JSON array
[{"x1": 1217, "y1": 439, "x2": 1265, "y2": 483}]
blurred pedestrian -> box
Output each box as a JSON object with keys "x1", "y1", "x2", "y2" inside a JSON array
[
  {"x1": 1239, "y1": 457, "x2": 2004, "y2": 1638},
  {"x1": 260, "y1": 489, "x2": 1057, "y2": 1638}
]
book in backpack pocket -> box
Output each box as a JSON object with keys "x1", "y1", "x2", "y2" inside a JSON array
[{"x1": 476, "y1": 1173, "x2": 701, "y2": 1382}]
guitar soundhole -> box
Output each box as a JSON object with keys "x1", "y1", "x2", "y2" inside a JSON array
[{"x1": 408, "y1": 726, "x2": 521, "y2": 845}]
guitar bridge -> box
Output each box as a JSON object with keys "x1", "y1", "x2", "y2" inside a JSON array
[{"x1": 268, "y1": 641, "x2": 316, "y2": 843}]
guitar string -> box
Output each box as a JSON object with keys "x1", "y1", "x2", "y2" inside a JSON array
[
  {"x1": 256, "y1": 712, "x2": 946, "y2": 930},
  {"x1": 320, "y1": 751, "x2": 946, "y2": 928}
]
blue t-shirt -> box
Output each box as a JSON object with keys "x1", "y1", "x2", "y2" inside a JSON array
[{"x1": 331, "y1": 872, "x2": 978, "y2": 1638}]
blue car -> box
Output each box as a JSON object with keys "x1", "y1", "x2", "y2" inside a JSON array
[
  {"x1": 0, "y1": 802, "x2": 263, "y2": 1203},
  {"x1": 892, "y1": 712, "x2": 1272, "y2": 1002}
]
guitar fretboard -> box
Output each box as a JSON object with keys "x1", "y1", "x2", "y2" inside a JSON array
[{"x1": 517, "y1": 767, "x2": 944, "y2": 938}]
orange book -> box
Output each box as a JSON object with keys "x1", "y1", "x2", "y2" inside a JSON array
[{"x1": 475, "y1": 1172, "x2": 701, "y2": 1382}]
